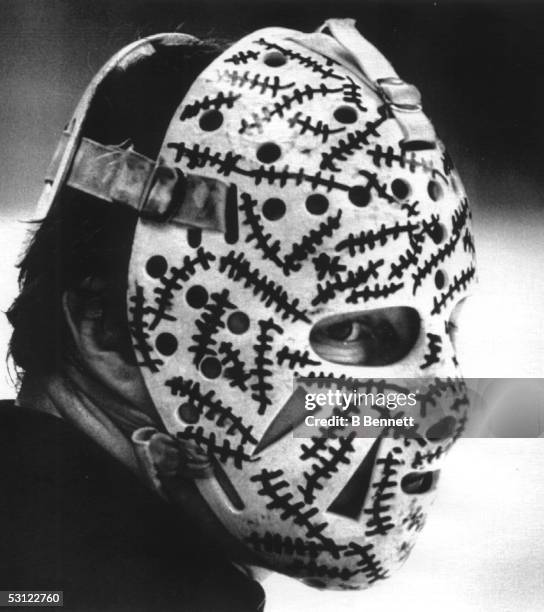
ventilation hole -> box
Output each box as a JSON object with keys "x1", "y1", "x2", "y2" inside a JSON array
[
  {"x1": 401, "y1": 471, "x2": 439, "y2": 494},
  {"x1": 305, "y1": 193, "x2": 329, "y2": 215},
  {"x1": 155, "y1": 332, "x2": 178, "y2": 356},
  {"x1": 426, "y1": 416, "x2": 456, "y2": 442},
  {"x1": 199, "y1": 109, "x2": 223, "y2": 131},
  {"x1": 227, "y1": 311, "x2": 250, "y2": 334},
  {"x1": 225, "y1": 184, "x2": 239, "y2": 244},
  {"x1": 212, "y1": 456, "x2": 245, "y2": 511},
  {"x1": 187, "y1": 228, "x2": 202, "y2": 247},
  {"x1": 262, "y1": 197, "x2": 286, "y2": 221},
  {"x1": 327, "y1": 437, "x2": 382, "y2": 520},
  {"x1": 200, "y1": 356, "x2": 222, "y2": 379},
  {"x1": 146, "y1": 255, "x2": 168, "y2": 278},
  {"x1": 430, "y1": 223, "x2": 447, "y2": 245},
  {"x1": 348, "y1": 185, "x2": 371, "y2": 207},
  {"x1": 263, "y1": 50, "x2": 287, "y2": 67},
  {"x1": 333, "y1": 105, "x2": 358, "y2": 124},
  {"x1": 391, "y1": 178, "x2": 411, "y2": 201},
  {"x1": 178, "y1": 402, "x2": 200, "y2": 424},
  {"x1": 256, "y1": 142, "x2": 282, "y2": 164},
  {"x1": 434, "y1": 270, "x2": 447, "y2": 290},
  {"x1": 427, "y1": 180, "x2": 443, "y2": 201},
  {"x1": 186, "y1": 285, "x2": 208, "y2": 309}
]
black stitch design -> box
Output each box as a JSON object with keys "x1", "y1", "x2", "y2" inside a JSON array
[
  {"x1": 177, "y1": 426, "x2": 254, "y2": 469},
  {"x1": 180, "y1": 91, "x2": 241, "y2": 121},
  {"x1": 251, "y1": 318, "x2": 284, "y2": 416},
  {"x1": 188, "y1": 289, "x2": 236, "y2": 366},
  {"x1": 167, "y1": 141, "x2": 355, "y2": 193},
  {"x1": 344, "y1": 542, "x2": 390, "y2": 584},
  {"x1": 311, "y1": 259, "x2": 385, "y2": 306},
  {"x1": 319, "y1": 105, "x2": 388, "y2": 172},
  {"x1": 342, "y1": 77, "x2": 368, "y2": 112},
  {"x1": 463, "y1": 229, "x2": 475, "y2": 254},
  {"x1": 255, "y1": 38, "x2": 344, "y2": 81},
  {"x1": 282, "y1": 210, "x2": 343, "y2": 274},
  {"x1": 366, "y1": 144, "x2": 447, "y2": 182},
  {"x1": 218, "y1": 341, "x2": 252, "y2": 391},
  {"x1": 250, "y1": 468, "x2": 340, "y2": 557},
  {"x1": 312, "y1": 253, "x2": 347, "y2": 280},
  {"x1": 416, "y1": 377, "x2": 467, "y2": 419},
  {"x1": 239, "y1": 192, "x2": 284, "y2": 268},
  {"x1": 217, "y1": 69, "x2": 295, "y2": 97},
  {"x1": 411, "y1": 233, "x2": 461, "y2": 295},
  {"x1": 297, "y1": 434, "x2": 356, "y2": 504},
  {"x1": 420, "y1": 333, "x2": 442, "y2": 370},
  {"x1": 346, "y1": 281, "x2": 404, "y2": 305},
  {"x1": 128, "y1": 284, "x2": 164, "y2": 372},
  {"x1": 245, "y1": 531, "x2": 346, "y2": 559},
  {"x1": 411, "y1": 445, "x2": 445, "y2": 469},
  {"x1": 224, "y1": 49, "x2": 260, "y2": 65},
  {"x1": 451, "y1": 198, "x2": 471, "y2": 235},
  {"x1": 165, "y1": 376, "x2": 257, "y2": 445},
  {"x1": 148, "y1": 248, "x2": 215, "y2": 330},
  {"x1": 276, "y1": 346, "x2": 321, "y2": 370},
  {"x1": 442, "y1": 151, "x2": 455, "y2": 177},
  {"x1": 431, "y1": 266, "x2": 476, "y2": 315},
  {"x1": 401, "y1": 200, "x2": 420, "y2": 218},
  {"x1": 363, "y1": 446, "x2": 403, "y2": 537},
  {"x1": 239, "y1": 83, "x2": 344, "y2": 134},
  {"x1": 286, "y1": 559, "x2": 357, "y2": 582},
  {"x1": 402, "y1": 503, "x2": 426, "y2": 532},
  {"x1": 388, "y1": 247, "x2": 421, "y2": 280},
  {"x1": 219, "y1": 250, "x2": 310, "y2": 322},
  {"x1": 288, "y1": 112, "x2": 345, "y2": 143},
  {"x1": 335, "y1": 221, "x2": 419, "y2": 256}
]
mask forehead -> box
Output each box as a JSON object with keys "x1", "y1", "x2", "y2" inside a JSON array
[{"x1": 128, "y1": 23, "x2": 476, "y2": 588}]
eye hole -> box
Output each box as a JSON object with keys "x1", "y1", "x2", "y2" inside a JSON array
[{"x1": 309, "y1": 307, "x2": 420, "y2": 366}]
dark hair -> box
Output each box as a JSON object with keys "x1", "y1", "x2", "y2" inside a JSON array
[{"x1": 7, "y1": 35, "x2": 227, "y2": 380}]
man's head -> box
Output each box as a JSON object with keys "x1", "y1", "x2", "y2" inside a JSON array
[{"x1": 9, "y1": 20, "x2": 476, "y2": 589}]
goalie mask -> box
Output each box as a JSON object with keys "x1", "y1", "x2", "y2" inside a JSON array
[{"x1": 39, "y1": 19, "x2": 476, "y2": 589}]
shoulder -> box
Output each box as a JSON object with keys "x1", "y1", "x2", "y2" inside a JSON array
[{"x1": 0, "y1": 400, "x2": 265, "y2": 611}]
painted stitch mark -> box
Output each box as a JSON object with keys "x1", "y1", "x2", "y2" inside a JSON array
[
  {"x1": 251, "y1": 318, "x2": 284, "y2": 416},
  {"x1": 239, "y1": 83, "x2": 344, "y2": 134},
  {"x1": 402, "y1": 503, "x2": 426, "y2": 532},
  {"x1": 177, "y1": 426, "x2": 255, "y2": 469},
  {"x1": 148, "y1": 248, "x2": 215, "y2": 330},
  {"x1": 165, "y1": 376, "x2": 257, "y2": 445},
  {"x1": 255, "y1": 38, "x2": 344, "y2": 81},
  {"x1": 297, "y1": 434, "x2": 356, "y2": 504},
  {"x1": 420, "y1": 333, "x2": 442, "y2": 370},
  {"x1": 219, "y1": 250, "x2": 310, "y2": 322},
  {"x1": 245, "y1": 531, "x2": 346, "y2": 559},
  {"x1": 312, "y1": 253, "x2": 347, "y2": 280},
  {"x1": 167, "y1": 141, "x2": 353, "y2": 193},
  {"x1": 286, "y1": 559, "x2": 357, "y2": 582},
  {"x1": 180, "y1": 91, "x2": 241, "y2": 121},
  {"x1": 344, "y1": 542, "x2": 389, "y2": 584},
  {"x1": 363, "y1": 446, "x2": 402, "y2": 537},
  {"x1": 335, "y1": 221, "x2": 419, "y2": 256},
  {"x1": 288, "y1": 112, "x2": 345, "y2": 143},
  {"x1": 250, "y1": 468, "x2": 340, "y2": 557},
  {"x1": 218, "y1": 341, "x2": 252, "y2": 391},
  {"x1": 431, "y1": 266, "x2": 476, "y2": 315},
  {"x1": 366, "y1": 144, "x2": 447, "y2": 183},
  {"x1": 311, "y1": 259, "x2": 385, "y2": 306},
  {"x1": 346, "y1": 281, "x2": 404, "y2": 305},
  {"x1": 217, "y1": 69, "x2": 295, "y2": 97},
  {"x1": 319, "y1": 105, "x2": 388, "y2": 172},
  {"x1": 411, "y1": 445, "x2": 445, "y2": 469},
  {"x1": 224, "y1": 49, "x2": 260, "y2": 65},
  {"x1": 276, "y1": 346, "x2": 321, "y2": 370},
  {"x1": 188, "y1": 289, "x2": 236, "y2": 366},
  {"x1": 128, "y1": 284, "x2": 163, "y2": 372},
  {"x1": 342, "y1": 77, "x2": 368, "y2": 112}
]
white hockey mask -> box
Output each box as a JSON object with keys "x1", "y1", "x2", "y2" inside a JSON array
[{"x1": 40, "y1": 19, "x2": 476, "y2": 589}]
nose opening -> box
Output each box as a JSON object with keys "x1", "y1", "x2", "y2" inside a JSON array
[{"x1": 309, "y1": 306, "x2": 420, "y2": 366}]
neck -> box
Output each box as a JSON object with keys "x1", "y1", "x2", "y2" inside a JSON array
[{"x1": 17, "y1": 365, "x2": 158, "y2": 474}]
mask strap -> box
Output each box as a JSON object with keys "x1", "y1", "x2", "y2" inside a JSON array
[
  {"x1": 290, "y1": 18, "x2": 437, "y2": 151},
  {"x1": 63, "y1": 137, "x2": 228, "y2": 232}
]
